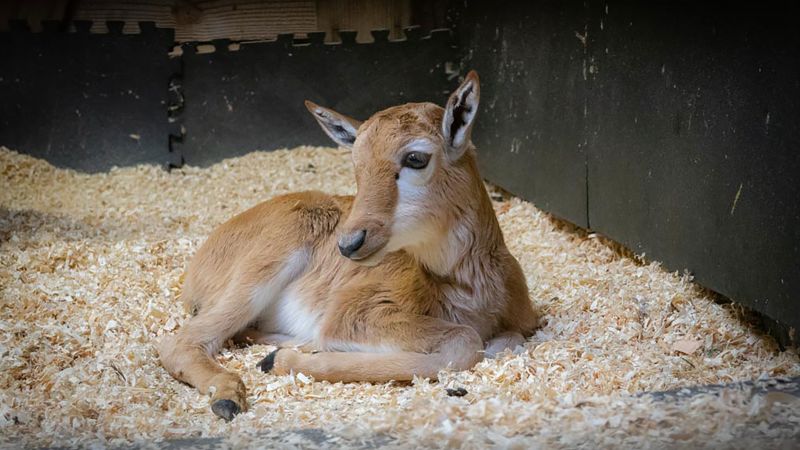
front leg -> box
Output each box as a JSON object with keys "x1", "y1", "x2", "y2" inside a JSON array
[
  {"x1": 258, "y1": 302, "x2": 484, "y2": 383},
  {"x1": 484, "y1": 331, "x2": 526, "y2": 358}
]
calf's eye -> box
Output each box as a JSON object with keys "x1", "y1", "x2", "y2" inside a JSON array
[{"x1": 402, "y1": 151, "x2": 430, "y2": 170}]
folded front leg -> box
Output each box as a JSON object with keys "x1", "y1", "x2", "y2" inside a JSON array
[{"x1": 258, "y1": 312, "x2": 483, "y2": 383}]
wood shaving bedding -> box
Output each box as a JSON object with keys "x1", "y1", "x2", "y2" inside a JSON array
[{"x1": 0, "y1": 146, "x2": 798, "y2": 449}]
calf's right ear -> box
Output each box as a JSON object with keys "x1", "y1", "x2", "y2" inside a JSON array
[{"x1": 304, "y1": 100, "x2": 362, "y2": 148}]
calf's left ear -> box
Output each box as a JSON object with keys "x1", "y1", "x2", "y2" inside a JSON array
[
  {"x1": 442, "y1": 70, "x2": 480, "y2": 160},
  {"x1": 305, "y1": 100, "x2": 363, "y2": 148}
]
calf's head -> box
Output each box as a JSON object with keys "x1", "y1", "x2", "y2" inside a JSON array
[{"x1": 305, "y1": 71, "x2": 481, "y2": 265}]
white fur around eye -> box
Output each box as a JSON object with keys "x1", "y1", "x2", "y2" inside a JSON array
[
  {"x1": 389, "y1": 166, "x2": 438, "y2": 253},
  {"x1": 398, "y1": 163, "x2": 433, "y2": 186},
  {"x1": 388, "y1": 176, "x2": 439, "y2": 253},
  {"x1": 405, "y1": 138, "x2": 434, "y2": 153},
  {"x1": 397, "y1": 139, "x2": 436, "y2": 186}
]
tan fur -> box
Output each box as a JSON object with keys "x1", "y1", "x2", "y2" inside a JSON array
[{"x1": 158, "y1": 71, "x2": 540, "y2": 419}]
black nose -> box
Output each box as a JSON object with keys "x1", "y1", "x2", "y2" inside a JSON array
[{"x1": 338, "y1": 229, "x2": 366, "y2": 258}]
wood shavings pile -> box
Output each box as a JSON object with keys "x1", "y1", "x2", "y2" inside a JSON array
[{"x1": 1, "y1": 146, "x2": 798, "y2": 449}]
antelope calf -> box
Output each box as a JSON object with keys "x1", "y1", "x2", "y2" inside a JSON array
[{"x1": 158, "y1": 71, "x2": 540, "y2": 421}]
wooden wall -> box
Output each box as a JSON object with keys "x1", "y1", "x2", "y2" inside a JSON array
[
  {"x1": 317, "y1": 0, "x2": 409, "y2": 42},
  {"x1": 0, "y1": 0, "x2": 427, "y2": 43}
]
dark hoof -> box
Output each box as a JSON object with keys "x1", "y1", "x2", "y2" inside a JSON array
[
  {"x1": 211, "y1": 399, "x2": 241, "y2": 421},
  {"x1": 446, "y1": 387, "x2": 468, "y2": 397},
  {"x1": 257, "y1": 349, "x2": 280, "y2": 373}
]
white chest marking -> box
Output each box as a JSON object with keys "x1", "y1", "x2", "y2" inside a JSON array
[
  {"x1": 249, "y1": 249, "x2": 319, "y2": 343},
  {"x1": 265, "y1": 284, "x2": 320, "y2": 343},
  {"x1": 249, "y1": 249, "x2": 308, "y2": 311}
]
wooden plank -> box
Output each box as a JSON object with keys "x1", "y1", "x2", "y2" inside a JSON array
[
  {"x1": 174, "y1": 0, "x2": 317, "y2": 42},
  {"x1": 69, "y1": 0, "x2": 315, "y2": 40},
  {"x1": 70, "y1": 0, "x2": 175, "y2": 34},
  {"x1": 7, "y1": 1, "x2": 416, "y2": 44},
  {"x1": 316, "y1": 0, "x2": 410, "y2": 43}
]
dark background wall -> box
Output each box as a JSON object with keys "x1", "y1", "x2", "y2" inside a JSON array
[
  {"x1": 0, "y1": 20, "x2": 178, "y2": 172},
  {"x1": 455, "y1": 0, "x2": 800, "y2": 342},
  {"x1": 0, "y1": 0, "x2": 454, "y2": 170},
  {"x1": 176, "y1": 29, "x2": 453, "y2": 167},
  {"x1": 1, "y1": 0, "x2": 797, "y2": 342},
  {"x1": 454, "y1": 1, "x2": 589, "y2": 227}
]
